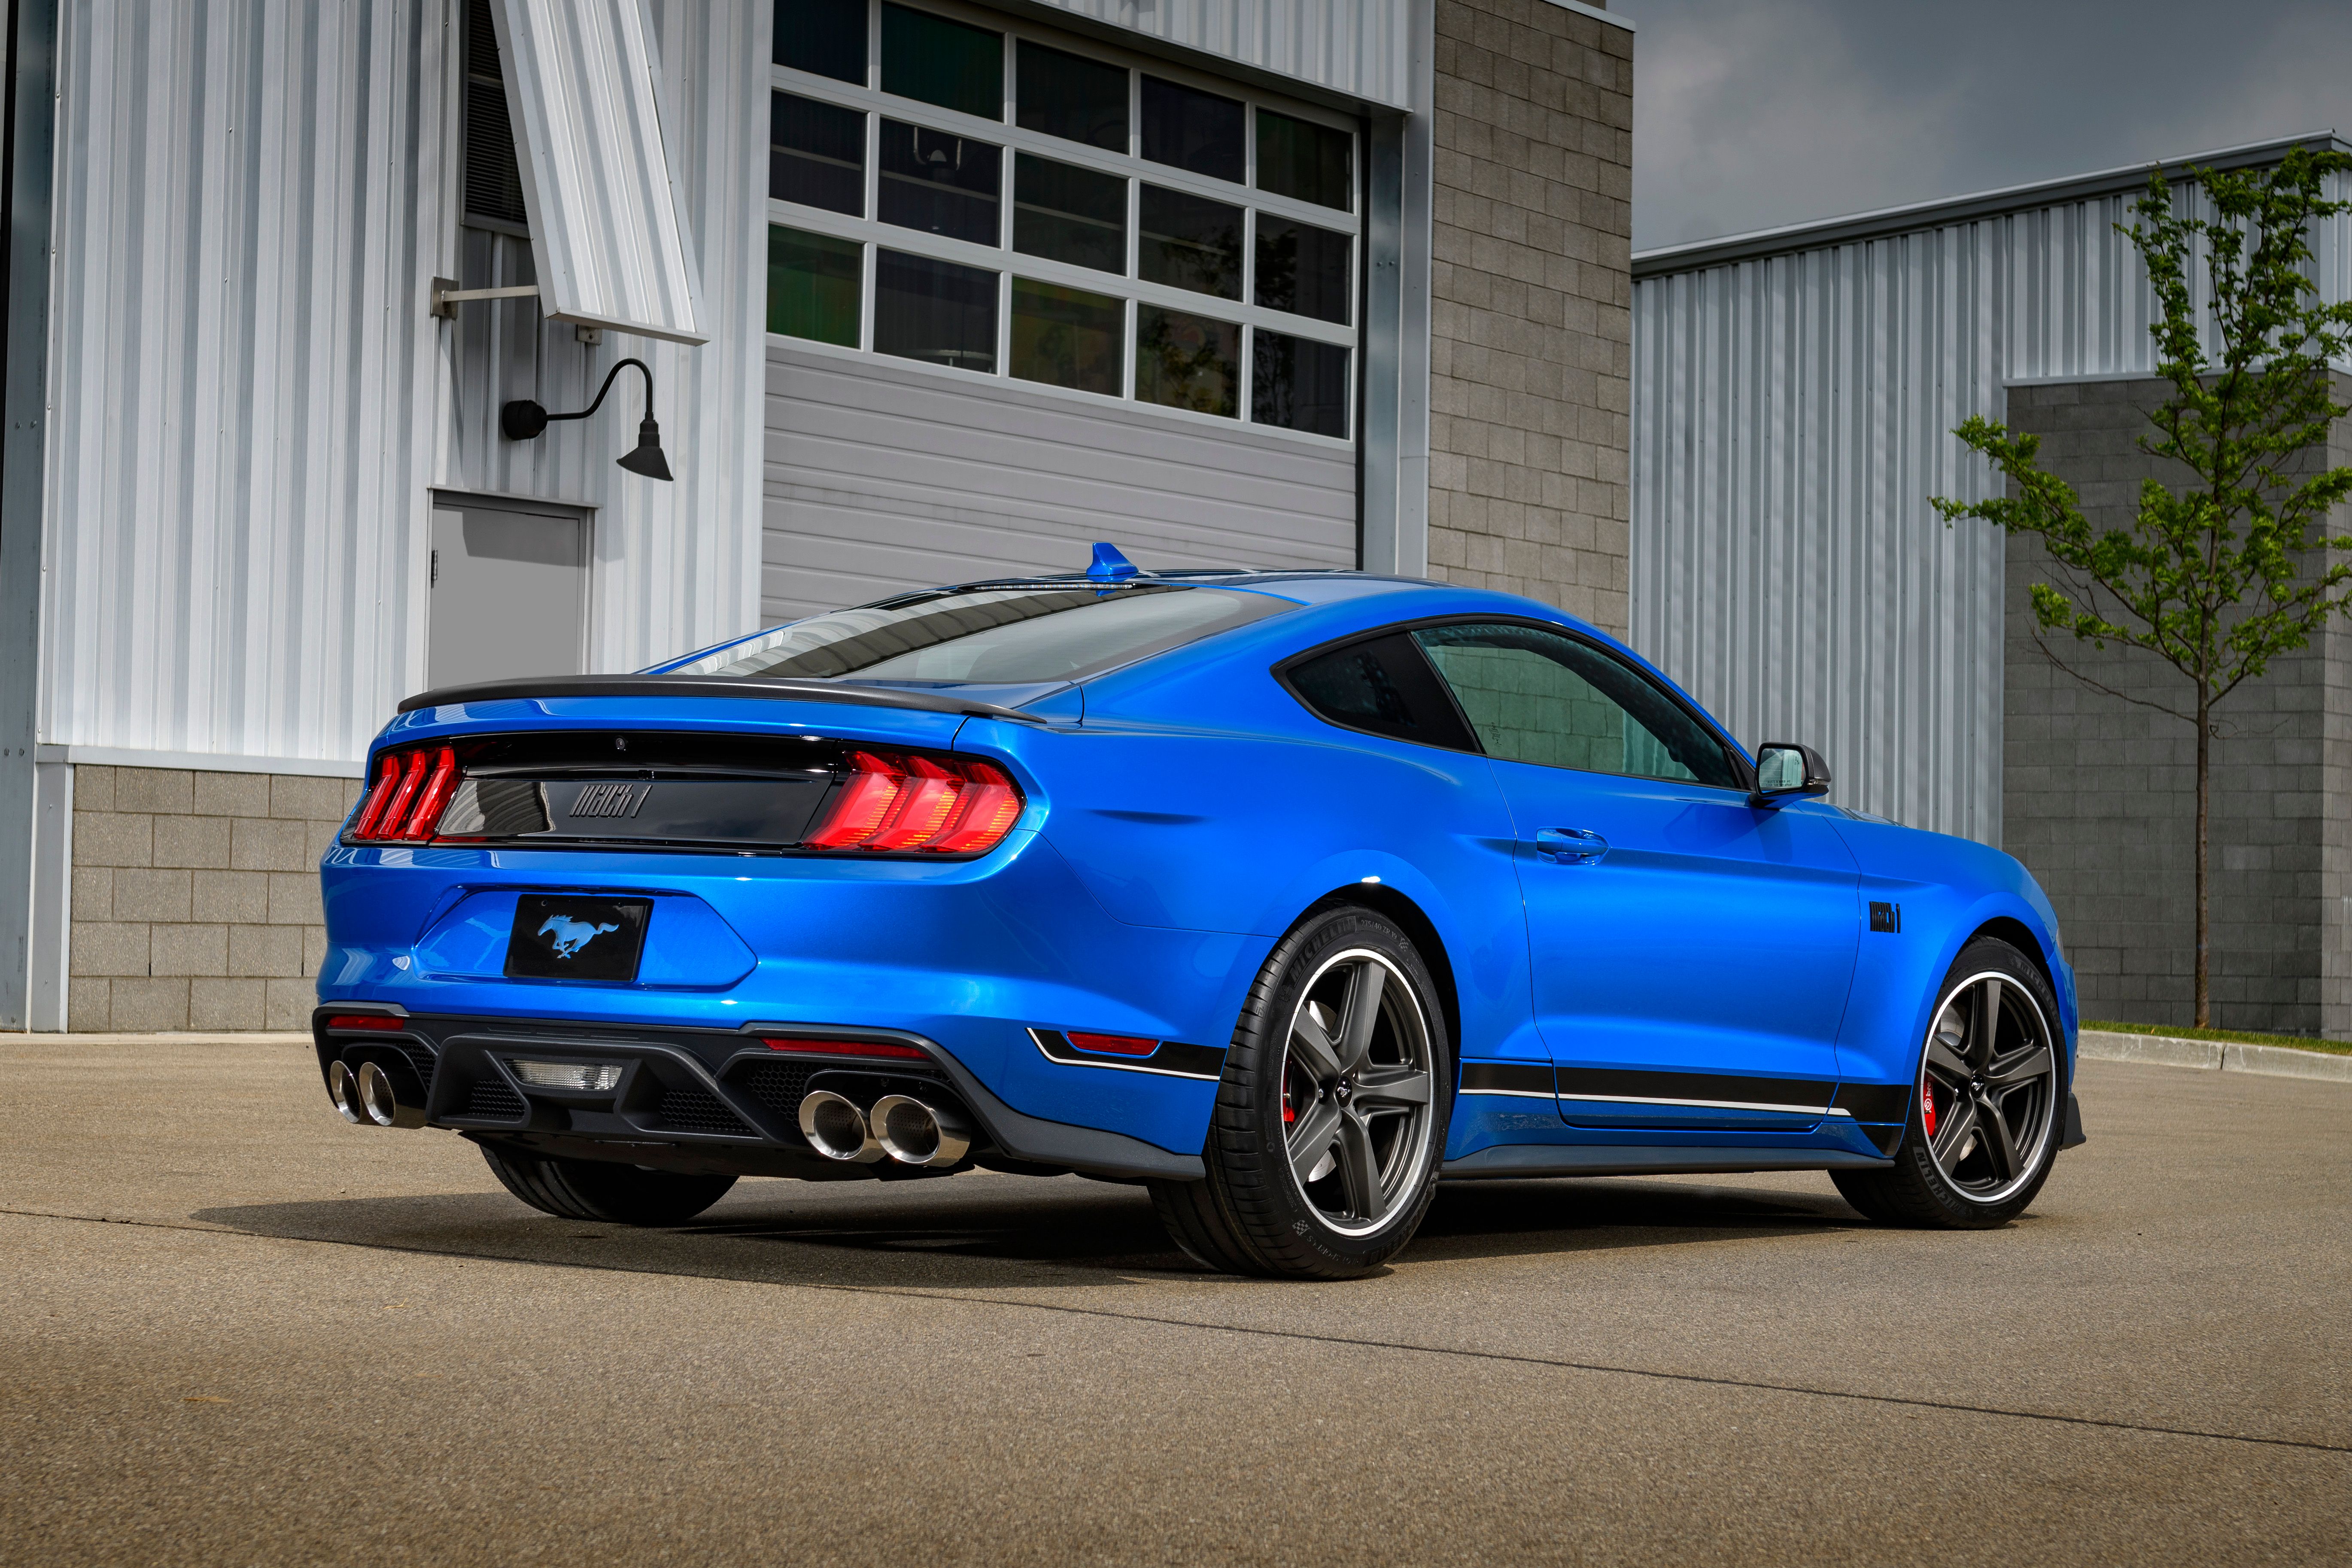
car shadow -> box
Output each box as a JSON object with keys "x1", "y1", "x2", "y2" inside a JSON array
[{"x1": 189, "y1": 1170, "x2": 1863, "y2": 1289}]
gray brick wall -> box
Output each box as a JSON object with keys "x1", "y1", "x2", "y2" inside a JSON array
[
  {"x1": 2002, "y1": 377, "x2": 2352, "y2": 1038},
  {"x1": 1428, "y1": 0, "x2": 1632, "y2": 634},
  {"x1": 69, "y1": 765, "x2": 359, "y2": 1030}
]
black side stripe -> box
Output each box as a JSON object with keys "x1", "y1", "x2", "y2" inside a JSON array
[
  {"x1": 1553, "y1": 1066, "x2": 1836, "y2": 1114},
  {"x1": 1029, "y1": 1029, "x2": 1225, "y2": 1082},
  {"x1": 1460, "y1": 1061, "x2": 1557, "y2": 1098},
  {"x1": 1829, "y1": 1081, "x2": 1911, "y2": 1124}
]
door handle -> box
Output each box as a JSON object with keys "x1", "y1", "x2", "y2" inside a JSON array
[{"x1": 1535, "y1": 827, "x2": 1609, "y2": 865}]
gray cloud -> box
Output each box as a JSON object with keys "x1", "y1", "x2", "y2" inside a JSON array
[{"x1": 1613, "y1": 0, "x2": 2352, "y2": 251}]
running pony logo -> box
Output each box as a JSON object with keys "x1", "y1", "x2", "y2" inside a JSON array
[{"x1": 538, "y1": 914, "x2": 620, "y2": 958}]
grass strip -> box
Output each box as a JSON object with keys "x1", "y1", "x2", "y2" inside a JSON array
[{"x1": 2084, "y1": 1019, "x2": 2352, "y2": 1056}]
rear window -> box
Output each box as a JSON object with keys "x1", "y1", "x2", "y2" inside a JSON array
[{"x1": 673, "y1": 583, "x2": 1289, "y2": 684}]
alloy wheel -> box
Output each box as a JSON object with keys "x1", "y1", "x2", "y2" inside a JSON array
[
  {"x1": 1277, "y1": 948, "x2": 1437, "y2": 1237},
  {"x1": 1918, "y1": 970, "x2": 2059, "y2": 1203}
]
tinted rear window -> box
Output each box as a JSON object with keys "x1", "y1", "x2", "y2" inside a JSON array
[
  {"x1": 1282, "y1": 633, "x2": 1477, "y2": 751},
  {"x1": 674, "y1": 584, "x2": 1289, "y2": 685}
]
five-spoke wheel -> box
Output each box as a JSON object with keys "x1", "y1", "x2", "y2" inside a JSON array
[{"x1": 1278, "y1": 949, "x2": 1437, "y2": 1237}]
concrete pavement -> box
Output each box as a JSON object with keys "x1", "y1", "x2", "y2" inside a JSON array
[{"x1": 2, "y1": 1038, "x2": 2346, "y2": 1565}]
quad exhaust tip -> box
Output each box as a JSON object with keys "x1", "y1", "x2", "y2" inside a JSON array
[
  {"x1": 328, "y1": 1057, "x2": 427, "y2": 1129},
  {"x1": 797, "y1": 1090, "x2": 970, "y2": 1168},
  {"x1": 327, "y1": 1059, "x2": 366, "y2": 1124}
]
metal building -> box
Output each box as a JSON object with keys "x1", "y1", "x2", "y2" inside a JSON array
[
  {"x1": 1630, "y1": 133, "x2": 2352, "y2": 845},
  {"x1": 0, "y1": 0, "x2": 1639, "y2": 1030}
]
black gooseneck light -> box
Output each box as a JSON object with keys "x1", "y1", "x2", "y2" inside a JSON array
[{"x1": 500, "y1": 356, "x2": 673, "y2": 481}]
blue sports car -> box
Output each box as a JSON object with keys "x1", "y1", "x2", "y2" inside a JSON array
[{"x1": 314, "y1": 546, "x2": 2083, "y2": 1278}]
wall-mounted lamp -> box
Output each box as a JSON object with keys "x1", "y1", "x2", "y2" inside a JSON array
[{"x1": 501, "y1": 357, "x2": 673, "y2": 481}]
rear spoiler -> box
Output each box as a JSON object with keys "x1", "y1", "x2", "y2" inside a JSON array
[{"x1": 396, "y1": 675, "x2": 1036, "y2": 722}]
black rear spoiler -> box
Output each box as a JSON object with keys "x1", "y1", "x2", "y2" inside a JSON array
[{"x1": 395, "y1": 675, "x2": 1035, "y2": 722}]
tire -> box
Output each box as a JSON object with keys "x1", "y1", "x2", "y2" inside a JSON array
[
  {"x1": 1151, "y1": 903, "x2": 1452, "y2": 1279},
  {"x1": 1832, "y1": 936, "x2": 2065, "y2": 1229},
  {"x1": 478, "y1": 1142, "x2": 737, "y2": 1226}
]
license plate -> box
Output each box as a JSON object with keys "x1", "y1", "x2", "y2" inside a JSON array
[{"x1": 505, "y1": 894, "x2": 652, "y2": 982}]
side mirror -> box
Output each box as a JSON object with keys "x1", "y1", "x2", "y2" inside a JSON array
[{"x1": 1751, "y1": 742, "x2": 1831, "y2": 808}]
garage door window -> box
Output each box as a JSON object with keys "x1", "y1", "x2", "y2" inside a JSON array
[{"x1": 766, "y1": 0, "x2": 1358, "y2": 441}]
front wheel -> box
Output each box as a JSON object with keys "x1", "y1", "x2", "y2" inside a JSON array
[
  {"x1": 478, "y1": 1142, "x2": 737, "y2": 1226},
  {"x1": 1832, "y1": 936, "x2": 2065, "y2": 1228},
  {"x1": 1151, "y1": 905, "x2": 1451, "y2": 1279}
]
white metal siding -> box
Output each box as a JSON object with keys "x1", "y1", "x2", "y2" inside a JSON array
[
  {"x1": 1630, "y1": 167, "x2": 2352, "y2": 844},
  {"x1": 762, "y1": 345, "x2": 1356, "y2": 620},
  {"x1": 1023, "y1": 0, "x2": 1416, "y2": 110},
  {"x1": 41, "y1": 0, "x2": 769, "y2": 765}
]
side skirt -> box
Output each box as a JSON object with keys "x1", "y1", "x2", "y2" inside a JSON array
[{"x1": 1440, "y1": 1143, "x2": 1895, "y2": 1180}]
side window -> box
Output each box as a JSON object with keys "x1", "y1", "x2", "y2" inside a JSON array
[
  {"x1": 1283, "y1": 633, "x2": 1478, "y2": 752},
  {"x1": 1413, "y1": 623, "x2": 1741, "y2": 789}
]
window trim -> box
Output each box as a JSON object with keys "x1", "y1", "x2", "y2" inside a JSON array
[
  {"x1": 767, "y1": 0, "x2": 1360, "y2": 443},
  {"x1": 1274, "y1": 615, "x2": 1759, "y2": 793}
]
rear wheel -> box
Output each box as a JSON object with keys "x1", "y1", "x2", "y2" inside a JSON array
[
  {"x1": 1151, "y1": 905, "x2": 1450, "y2": 1279},
  {"x1": 1832, "y1": 937, "x2": 2064, "y2": 1228},
  {"x1": 478, "y1": 1143, "x2": 737, "y2": 1226}
]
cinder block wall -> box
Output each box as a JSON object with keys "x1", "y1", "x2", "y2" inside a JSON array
[
  {"x1": 2002, "y1": 377, "x2": 2352, "y2": 1038},
  {"x1": 1429, "y1": 0, "x2": 1633, "y2": 634},
  {"x1": 70, "y1": 765, "x2": 359, "y2": 1030}
]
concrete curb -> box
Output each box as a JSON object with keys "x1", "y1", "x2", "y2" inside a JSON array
[{"x1": 2079, "y1": 1029, "x2": 2352, "y2": 1083}]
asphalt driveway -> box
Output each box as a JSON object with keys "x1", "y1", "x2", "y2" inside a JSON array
[{"x1": 1, "y1": 1039, "x2": 2344, "y2": 1565}]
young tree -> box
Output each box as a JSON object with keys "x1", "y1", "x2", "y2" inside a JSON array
[{"x1": 1932, "y1": 146, "x2": 2352, "y2": 1027}]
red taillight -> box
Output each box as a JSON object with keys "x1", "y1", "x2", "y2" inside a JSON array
[
  {"x1": 1067, "y1": 1032, "x2": 1158, "y2": 1057},
  {"x1": 349, "y1": 745, "x2": 460, "y2": 842},
  {"x1": 801, "y1": 752, "x2": 1022, "y2": 855},
  {"x1": 325, "y1": 1014, "x2": 405, "y2": 1031},
  {"x1": 760, "y1": 1036, "x2": 928, "y2": 1061}
]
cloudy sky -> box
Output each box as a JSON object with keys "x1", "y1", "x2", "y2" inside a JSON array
[{"x1": 1613, "y1": 0, "x2": 2352, "y2": 252}]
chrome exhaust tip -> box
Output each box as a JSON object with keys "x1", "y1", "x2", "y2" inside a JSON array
[
  {"x1": 798, "y1": 1089, "x2": 886, "y2": 1163},
  {"x1": 355, "y1": 1060, "x2": 427, "y2": 1129},
  {"x1": 871, "y1": 1094, "x2": 972, "y2": 1168},
  {"x1": 326, "y1": 1059, "x2": 366, "y2": 1124}
]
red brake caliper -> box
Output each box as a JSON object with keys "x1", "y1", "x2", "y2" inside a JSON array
[{"x1": 1920, "y1": 1076, "x2": 1939, "y2": 1137}]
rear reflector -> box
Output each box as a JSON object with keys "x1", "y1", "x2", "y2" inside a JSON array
[
  {"x1": 325, "y1": 1014, "x2": 405, "y2": 1032},
  {"x1": 1066, "y1": 1031, "x2": 1159, "y2": 1057},
  {"x1": 760, "y1": 1036, "x2": 928, "y2": 1061},
  {"x1": 800, "y1": 751, "x2": 1023, "y2": 856}
]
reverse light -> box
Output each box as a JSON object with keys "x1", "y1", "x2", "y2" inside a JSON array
[
  {"x1": 800, "y1": 752, "x2": 1024, "y2": 856},
  {"x1": 508, "y1": 1059, "x2": 625, "y2": 1092},
  {"x1": 760, "y1": 1036, "x2": 928, "y2": 1061}
]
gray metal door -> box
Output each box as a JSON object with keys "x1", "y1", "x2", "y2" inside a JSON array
[{"x1": 428, "y1": 499, "x2": 589, "y2": 687}]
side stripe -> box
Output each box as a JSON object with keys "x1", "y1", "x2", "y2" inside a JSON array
[
  {"x1": 1553, "y1": 1066, "x2": 1836, "y2": 1116},
  {"x1": 1829, "y1": 1081, "x2": 1911, "y2": 1123},
  {"x1": 1459, "y1": 1061, "x2": 1556, "y2": 1098}
]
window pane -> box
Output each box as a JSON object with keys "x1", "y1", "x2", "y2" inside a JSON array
[
  {"x1": 771, "y1": 91, "x2": 865, "y2": 216},
  {"x1": 1137, "y1": 185, "x2": 1242, "y2": 299},
  {"x1": 1255, "y1": 217, "x2": 1350, "y2": 324},
  {"x1": 1413, "y1": 623, "x2": 1743, "y2": 788},
  {"x1": 776, "y1": 0, "x2": 866, "y2": 85},
  {"x1": 768, "y1": 225, "x2": 862, "y2": 346},
  {"x1": 1256, "y1": 109, "x2": 1351, "y2": 210},
  {"x1": 1012, "y1": 153, "x2": 1125, "y2": 273},
  {"x1": 881, "y1": 2, "x2": 1002, "y2": 120},
  {"x1": 1252, "y1": 331, "x2": 1348, "y2": 438},
  {"x1": 878, "y1": 119, "x2": 1000, "y2": 245},
  {"x1": 1284, "y1": 634, "x2": 1478, "y2": 751},
  {"x1": 1135, "y1": 306, "x2": 1237, "y2": 416},
  {"x1": 1139, "y1": 76, "x2": 1243, "y2": 183},
  {"x1": 1011, "y1": 278, "x2": 1123, "y2": 395},
  {"x1": 874, "y1": 249, "x2": 998, "y2": 373},
  {"x1": 1017, "y1": 40, "x2": 1126, "y2": 152},
  {"x1": 679, "y1": 585, "x2": 1289, "y2": 685}
]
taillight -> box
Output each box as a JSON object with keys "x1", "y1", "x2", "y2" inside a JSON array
[
  {"x1": 800, "y1": 751, "x2": 1024, "y2": 856},
  {"x1": 348, "y1": 744, "x2": 461, "y2": 842}
]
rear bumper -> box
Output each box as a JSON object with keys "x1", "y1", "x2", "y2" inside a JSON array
[{"x1": 312, "y1": 1008, "x2": 1203, "y2": 1182}]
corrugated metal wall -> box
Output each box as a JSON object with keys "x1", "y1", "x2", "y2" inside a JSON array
[
  {"x1": 1630, "y1": 167, "x2": 2352, "y2": 844},
  {"x1": 763, "y1": 346, "x2": 1358, "y2": 620},
  {"x1": 1024, "y1": 0, "x2": 1416, "y2": 110},
  {"x1": 40, "y1": 0, "x2": 768, "y2": 766}
]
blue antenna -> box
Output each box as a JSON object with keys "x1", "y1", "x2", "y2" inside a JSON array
[{"x1": 1087, "y1": 542, "x2": 1140, "y2": 581}]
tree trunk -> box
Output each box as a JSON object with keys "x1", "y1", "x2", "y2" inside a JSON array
[{"x1": 2194, "y1": 691, "x2": 2211, "y2": 1028}]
